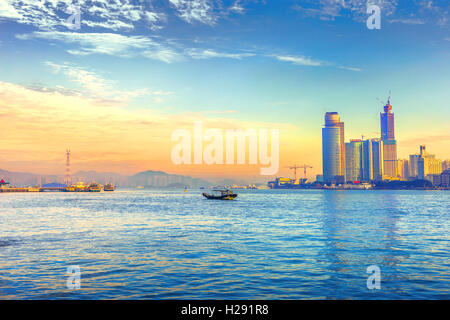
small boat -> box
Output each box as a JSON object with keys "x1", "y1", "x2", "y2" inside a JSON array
[
  {"x1": 104, "y1": 183, "x2": 115, "y2": 191},
  {"x1": 202, "y1": 189, "x2": 238, "y2": 200}
]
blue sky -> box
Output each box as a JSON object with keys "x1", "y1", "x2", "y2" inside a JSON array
[{"x1": 0, "y1": 0, "x2": 449, "y2": 177}]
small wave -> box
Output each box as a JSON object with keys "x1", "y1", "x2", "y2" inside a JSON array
[{"x1": 0, "y1": 238, "x2": 19, "y2": 247}]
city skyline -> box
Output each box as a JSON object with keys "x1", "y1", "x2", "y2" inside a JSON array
[{"x1": 0, "y1": 1, "x2": 449, "y2": 179}]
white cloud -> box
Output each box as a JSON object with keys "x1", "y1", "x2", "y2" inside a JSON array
[
  {"x1": 229, "y1": 1, "x2": 245, "y2": 14},
  {"x1": 17, "y1": 31, "x2": 181, "y2": 63},
  {"x1": 0, "y1": 1, "x2": 21, "y2": 19},
  {"x1": 275, "y1": 55, "x2": 323, "y2": 67},
  {"x1": 169, "y1": 0, "x2": 216, "y2": 25},
  {"x1": 0, "y1": 0, "x2": 164, "y2": 31},
  {"x1": 187, "y1": 49, "x2": 256, "y2": 59},
  {"x1": 294, "y1": 0, "x2": 398, "y2": 22},
  {"x1": 338, "y1": 66, "x2": 362, "y2": 72},
  {"x1": 389, "y1": 18, "x2": 425, "y2": 25},
  {"x1": 44, "y1": 61, "x2": 156, "y2": 103}
]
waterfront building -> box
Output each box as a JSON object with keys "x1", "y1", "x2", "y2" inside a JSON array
[
  {"x1": 426, "y1": 174, "x2": 441, "y2": 186},
  {"x1": 371, "y1": 138, "x2": 383, "y2": 181},
  {"x1": 344, "y1": 139, "x2": 377, "y2": 182},
  {"x1": 417, "y1": 146, "x2": 442, "y2": 179},
  {"x1": 380, "y1": 99, "x2": 398, "y2": 179},
  {"x1": 345, "y1": 139, "x2": 362, "y2": 182},
  {"x1": 397, "y1": 159, "x2": 409, "y2": 180},
  {"x1": 409, "y1": 154, "x2": 421, "y2": 179},
  {"x1": 440, "y1": 170, "x2": 450, "y2": 188},
  {"x1": 442, "y1": 160, "x2": 450, "y2": 171},
  {"x1": 361, "y1": 139, "x2": 374, "y2": 181},
  {"x1": 322, "y1": 112, "x2": 345, "y2": 184}
]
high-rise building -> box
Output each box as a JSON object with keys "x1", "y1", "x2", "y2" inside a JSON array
[
  {"x1": 417, "y1": 146, "x2": 442, "y2": 179},
  {"x1": 371, "y1": 138, "x2": 383, "y2": 181},
  {"x1": 397, "y1": 159, "x2": 409, "y2": 180},
  {"x1": 442, "y1": 160, "x2": 450, "y2": 171},
  {"x1": 361, "y1": 139, "x2": 373, "y2": 181},
  {"x1": 345, "y1": 139, "x2": 362, "y2": 182},
  {"x1": 440, "y1": 170, "x2": 450, "y2": 188},
  {"x1": 380, "y1": 101, "x2": 395, "y2": 140},
  {"x1": 380, "y1": 98, "x2": 398, "y2": 179},
  {"x1": 409, "y1": 154, "x2": 421, "y2": 179},
  {"x1": 322, "y1": 112, "x2": 345, "y2": 184},
  {"x1": 345, "y1": 139, "x2": 378, "y2": 182}
]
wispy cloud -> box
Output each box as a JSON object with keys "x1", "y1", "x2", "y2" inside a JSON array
[
  {"x1": 293, "y1": 0, "x2": 398, "y2": 22},
  {"x1": 229, "y1": 1, "x2": 246, "y2": 14},
  {"x1": 44, "y1": 61, "x2": 173, "y2": 104},
  {"x1": 187, "y1": 48, "x2": 256, "y2": 59},
  {"x1": 389, "y1": 18, "x2": 425, "y2": 25},
  {"x1": 17, "y1": 31, "x2": 182, "y2": 63},
  {"x1": 169, "y1": 0, "x2": 216, "y2": 25},
  {"x1": 275, "y1": 55, "x2": 323, "y2": 67},
  {"x1": 338, "y1": 66, "x2": 362, "y2": 72}
]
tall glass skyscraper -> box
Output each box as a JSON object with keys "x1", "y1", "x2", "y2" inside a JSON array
[
  {"x1": 322, "y1": 112, "x2": 345, "y2": 184},
  {"x1": 380, "y1": 99, "x2": 398, "y2": 178},
  {"x1": 380, "y1": 102, "x2": 395, "y2": 140},
  {"x1": 361, "y1": 139, "x2": 374, "y2": 181},
  {"x1": 371, "y1": 138, "x2": 384, "y2": 181},
  {"x1": 345, "y1": 139, "x2": 362, "y2": 182},
  {"x1": 345, "y1": 139, "x2": 379, "y2": 182}
]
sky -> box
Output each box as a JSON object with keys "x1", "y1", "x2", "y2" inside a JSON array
[{"x1": 0, "y1": 0, "x2": 449, "y2": 181}]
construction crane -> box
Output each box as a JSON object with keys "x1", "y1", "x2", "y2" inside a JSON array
[
  {"x1": 285, "y1": 164, "x2": 313, "y2": 180},
  {"x1": 376, "y1": 90, "x2": 391, "y2": 106}
]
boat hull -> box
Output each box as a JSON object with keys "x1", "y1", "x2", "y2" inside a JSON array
[{"x1": 202, "y1": 192, "x2": 238, "y2": 200}]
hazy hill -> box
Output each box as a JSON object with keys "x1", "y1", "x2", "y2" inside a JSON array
[{"x1": 0, "y1": 169, "x2": 214, "y2": 188}]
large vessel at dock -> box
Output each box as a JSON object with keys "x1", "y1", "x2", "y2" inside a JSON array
[
  {"x1": 66, "y1": 182, "x2": 88, "y2": 192},
  {"x1": 87, "y1": 182, "x2": 103, "y2": 192}
]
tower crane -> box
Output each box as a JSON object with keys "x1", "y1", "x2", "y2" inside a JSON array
[{"x1": 285, "y1": 164, "x2": 313, "y2": 180}]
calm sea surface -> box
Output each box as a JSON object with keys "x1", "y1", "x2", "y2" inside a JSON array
[{"x1": 0, "y1": 189, "x2": 449, "y2": 299}]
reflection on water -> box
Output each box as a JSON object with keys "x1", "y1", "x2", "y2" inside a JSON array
[{"x1": 0, "y1": 189, "x2": 448, "y2": 299}]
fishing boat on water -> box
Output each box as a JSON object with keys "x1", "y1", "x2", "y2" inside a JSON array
[
  {"x1": 104, "y1": 183, "x2": 115, "y2": 191},
  {"x1": 202, "y1": 189, "x2": 238, "y2": 200}
]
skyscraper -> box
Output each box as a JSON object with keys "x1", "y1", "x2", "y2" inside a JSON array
[
  {"x1": 345, "y1": 139, "x2": 362, "y2": 182},
  {"x1": 397, "y1": 159, "x2": 409, "y2": 180},
  {"x1": 409, "y1": 154, "x2": 421, "y2": 179},
  {"x1": 417, "y1": 146, "x2": 442, "y2": 179},
  {"x1": 380, "y1": 98, "x2": 398, "y2": 179},
  {"x1": 322, "y1": 112, "x2": 345, "y2": 184},
  {"x1": 371, "y1": 138, "x2": 384, "y2": 181},
  {"x1": 345, "y1": 139, "x2": 377, "y2": 182},
  {"x1": 361, "y1": 139, "x2": 374, "y2": 181}
]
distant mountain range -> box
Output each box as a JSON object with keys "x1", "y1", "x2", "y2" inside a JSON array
[{"x1": 0, "y1": 169, "x2": 215, "y2": 188}]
